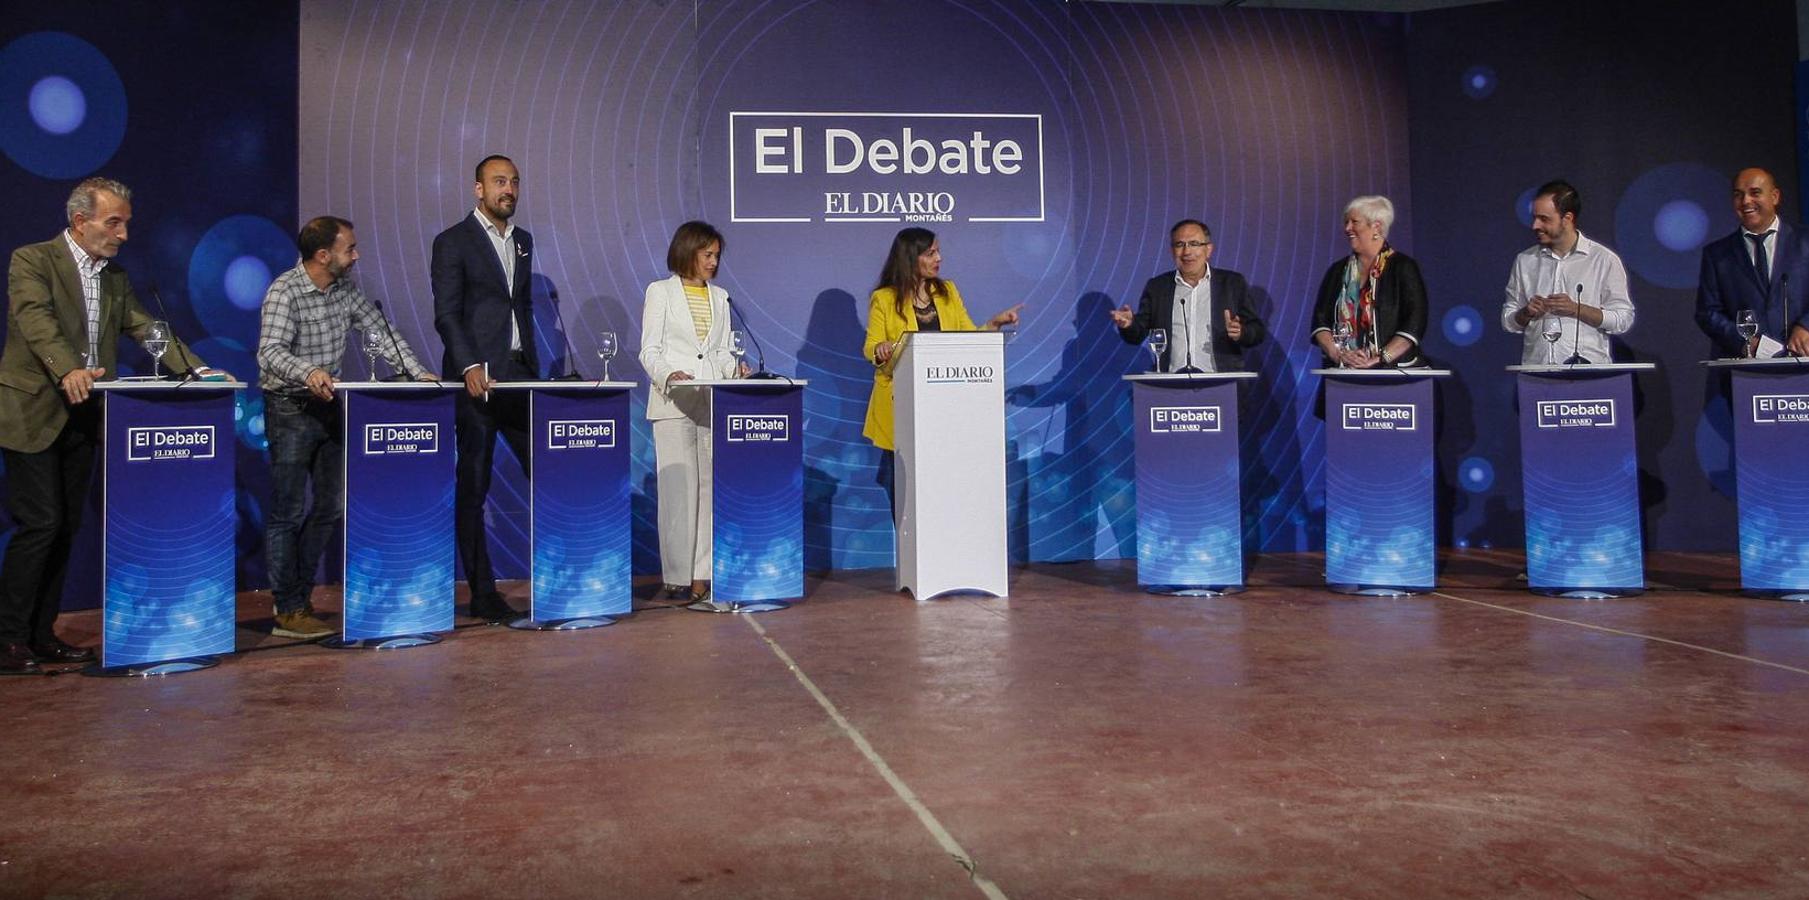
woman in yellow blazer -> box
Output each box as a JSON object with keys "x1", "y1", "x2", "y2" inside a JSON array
[{"x1": 862, "y1": 227, "x2": 1022, "y2": 513}]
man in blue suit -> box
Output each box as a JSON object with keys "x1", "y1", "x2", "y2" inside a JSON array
[
  {"x1": 432, "y1": 155, "x2": 537, "y2": 623},
  {"x1": 1696, "y1": 167, "x2": 1809, "y2": 358}
]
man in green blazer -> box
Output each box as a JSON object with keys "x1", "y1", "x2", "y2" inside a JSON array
[{"x1": 0, "y1": 177, "x2": 215, "y2": 674}]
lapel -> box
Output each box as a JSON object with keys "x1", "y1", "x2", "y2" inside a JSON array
[
  {"x1": 48, "y1": 235, "x2": 93, "y2": 339},
  {"x1": 464, "y1": 212, "x2": 512, "y2": 295},
  {"x1": 1769, "y1": 221, "x2": 1794, "y2": 299}
]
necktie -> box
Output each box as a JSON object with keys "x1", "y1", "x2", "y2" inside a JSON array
[{"x1": 1749, "y1": 231, "x2": 1773, "y2": 297}]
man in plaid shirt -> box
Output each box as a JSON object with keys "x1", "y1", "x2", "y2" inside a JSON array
[{"x1": 256, "y1": 216, "x2": 438, "y2": 639}]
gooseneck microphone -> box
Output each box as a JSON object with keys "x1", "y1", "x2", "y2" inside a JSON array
[
  {"x1": 1175, "y1": 294, "x2": 1201, "y2": 374},
  {"x1": 1567, "y1": 282, "x2": 1587, "y2": 365},
  {"x1": 544, "y1": 286, "x2": 584, "y2": 380},
  {"x1": 1782, "y1": 272, "x2": 1793, "y2": 358},
  {"x1": 725, "y1": 295, "x2": 781, "y2": 379},
  {"x1": 367, "y1": 298, "x2": 419, "y2": 382},
  {"x1": 148, "y1": 282, "x2": 202, "y2": 382}
]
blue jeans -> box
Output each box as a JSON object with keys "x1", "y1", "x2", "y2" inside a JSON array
[{"x1": 263, "y1": 390, "x2": 343, "y2": 615}]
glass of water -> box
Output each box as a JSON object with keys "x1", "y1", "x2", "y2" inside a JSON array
[
  {"x1": 1736, "y1": 309, "x2": 1759, "y2": 358},
  {"x1": 363, "y1": 329, "x2": 383, "y2": 379},
  {"x1": 597, "y1": 331, "x2": 617, "y2": 381},
  {"x1": 1541, "y1": 316, "x2": 1563, "y2": 354},
  {"x1": 1331, "y1": 320, "x2": 1353, "y2": 368},
  {"x1": 1147, "y1": 328, "x2": 1167, "y2": 373},
  {"x1": 730, "y1": 330, "x2": 747, "y2": 375},
  {"x1": 145, "y1": 320, "x2": 171, "y2": 378}
]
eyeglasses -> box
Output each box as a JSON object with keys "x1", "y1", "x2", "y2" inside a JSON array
[{"x1": 1171, "y1": 240, "x2": 1210, "y2": 250}]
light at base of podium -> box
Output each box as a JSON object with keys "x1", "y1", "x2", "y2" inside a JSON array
[
  {"x1": 81, "y1": 656, "x2": 222, "y2": 678},
  {"x1": 322, "y1": 634, "x2": 443, "y2": 650},
  {"x1": 509, "y1": 616, "x2": 616, "y2": 631},
  {"x1": 688, "y1": 597, "x2": 790, "y2": 614},
  {"x1": 1146, "y1": 585, "x2": 1244, "y2": 598}
]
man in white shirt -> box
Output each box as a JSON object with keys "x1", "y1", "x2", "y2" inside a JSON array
[
  {"x1": 1694, "y1": 167, "x2": 1809, "y2": 358},
  {"x1": 431, "y1": 155, "x2": 537, "y2": 623},
  {"x1": 1502, "y1": 180, "x2": 1636, "y2": 364},
  {"x1": 1109, "y1": 219, "x2": 1266, "y2": 372}
]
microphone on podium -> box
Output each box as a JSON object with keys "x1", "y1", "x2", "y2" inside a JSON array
[
  {"x1": 1564, "y1": 282, "x2": 1587, "y2": 365},
  {"x1": 1781, "y1": 273, "x2": 1794, "y2": 358},
  {"x1": 1174, "y1": 295, "x2": 1202, "y2": 374}
]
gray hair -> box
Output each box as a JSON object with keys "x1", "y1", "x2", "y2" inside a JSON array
[
  {"x1": 1344, "y1": 195, "x2": 1395, "y2": 239},
  {"x1": 66, "y1": 177, "x2": 132, "y2": 225}
]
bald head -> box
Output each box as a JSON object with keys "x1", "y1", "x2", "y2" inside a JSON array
[{"x1": 1733, "y1": 167, "x2": 1781, "y2": 234}]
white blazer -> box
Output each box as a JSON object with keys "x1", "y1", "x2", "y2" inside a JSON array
[{"x1": 638, "y1": 274, "x2": 735, "y2": 421}]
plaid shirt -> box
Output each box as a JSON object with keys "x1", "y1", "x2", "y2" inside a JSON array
[{"x1": 256, "y1": 263, "x2": 427, "y2": 393}]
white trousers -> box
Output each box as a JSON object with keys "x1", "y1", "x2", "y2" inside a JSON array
[{"x1": 652, "y1": 415, "x2": 712, "y2": 584}]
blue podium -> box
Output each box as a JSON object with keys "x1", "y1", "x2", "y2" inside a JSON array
[
  {"x1": 330, "y1": 381, "x2": 460, "y2": 648},
  {"x1": 1511, "y1": 362, "x2": 1655, "y2": 598},
  {"x1": 1315, "y1": 368, "x2": 1450, "y2": 595},
  {"x1": 89, "y1": 380, "x2": 243, "y2": 676},
  {"x1": 1703, "y1": 357, "x2": 1809, "y2": 599},
  {"x1": 1125, "y1": 372, "x2": 1256, "y2": 595},
  {"x1": 492, "y1": 381, "x2": 635, "y2": 629},
  {"x1": 671, "y1": 379, "x2": 806, "y2": 612}
]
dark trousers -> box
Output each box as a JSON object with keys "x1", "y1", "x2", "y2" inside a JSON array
[
  {"x1": 262, "y1": 390, "x2": 343, "y2": 616},
  {"x1": 0, "y1": 407, "x2": 99, "y2": 644},
  {"x1": 455, "y1": 354, "x2": 533, "y2": 600}
]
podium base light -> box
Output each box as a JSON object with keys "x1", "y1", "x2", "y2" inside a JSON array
[
  {"x1": 508, "y1": 615, "x2": 617, "y2": 631},
  {"x1": 322, "y1": 633, "x2": 443, "y2": 650},
  {"x1": 1147, "y1": 585, "x2": 1245, "y2": 598},
  {"x1": 80, "y1": 655, "x2": 221, "y2": 678},
  {"x1": 1329, "y1": 584, "x2": 1424, "y2": 597},
  {"x1": 1747, "y1": 590, "x2": 1809, "y2": 602},
  {"x1": 687, "y1": 597, "x2": 791, "y2": 614},
  {"x1": 1531, "y1": 587, "x2": 1642, "y2": 600}
]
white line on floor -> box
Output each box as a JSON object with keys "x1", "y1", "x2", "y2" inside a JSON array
[
  {"x1": 1431, "y1": 591, "x2": 1809, "y2": 676},
  {"x1": 743, "y1": 616, "x2": 1009, "y2": 900}
]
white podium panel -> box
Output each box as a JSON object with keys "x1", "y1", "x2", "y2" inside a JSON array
[{"x1": 893, "y1": 331, "x2": 1008, "y2": 598}]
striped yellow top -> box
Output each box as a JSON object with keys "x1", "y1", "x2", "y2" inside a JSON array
[{"x1": 684, "y1": 283, "x2": 711, "y2": 342}]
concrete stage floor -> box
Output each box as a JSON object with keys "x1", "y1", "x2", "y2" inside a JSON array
[{"x1": 2, "y1": 551, "x2": 1806, "y2": 898}]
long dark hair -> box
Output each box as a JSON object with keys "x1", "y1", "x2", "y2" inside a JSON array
[{"x1": 875, "y1": 226, "x2": 943, "y2": 317}]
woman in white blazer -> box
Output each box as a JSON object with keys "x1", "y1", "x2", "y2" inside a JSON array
[{"x1": 638, "y1": 221, "x2": 747, "y2": 602}]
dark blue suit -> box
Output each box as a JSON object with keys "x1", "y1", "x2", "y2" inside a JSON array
[
  {"x1": 431, "y1": 212, "x2": 538, "y2": 608},
  {"x1": 1695, "y1": 220, "x2": 1809, "y2": 357}
]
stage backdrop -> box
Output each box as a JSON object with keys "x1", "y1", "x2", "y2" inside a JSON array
[
  {"x1": 298, "y1": 0, "x2": 1411, "y2": 575},
  {"x1": 0, "y1": 3, "x2": 298, "y2": 608}
]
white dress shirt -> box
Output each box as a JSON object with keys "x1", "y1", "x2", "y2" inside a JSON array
[
  {"x1": 1169, "y1": 268, "x2": 1215, "y2": 373},
  {"x1": 472, "y1": 207, "x2": 521, "y2": 352},
  {"x1": 63, "y1": 230, "x2": 104, "y2": 365},
  {"x1": 1502, "y1": 231, "x2": 1635, "y2": 365}
]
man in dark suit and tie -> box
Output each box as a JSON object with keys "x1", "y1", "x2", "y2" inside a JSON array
[
  {"x1": 0, "y1": 177, "x2": 216, "y2": 673},
  {"x1": 1696, "y1": 167, "x2": 1809, "y2": 358},
  {"x1": 1109, "y1": 219, "x2": 1267, "y2": 371},
  {"x1": 432, "y1": 155, "x2": 536, "y2": 623}
]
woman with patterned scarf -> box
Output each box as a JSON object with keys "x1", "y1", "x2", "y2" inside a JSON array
[{"x1": 1310, "y1": 195, "x2": 1429, "y2": 369}]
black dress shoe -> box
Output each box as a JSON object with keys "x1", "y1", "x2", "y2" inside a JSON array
[
  {"x1": 31, "y1": 638, "x2": 95, "y2": 664},
  {"x1": 468, "y1": 595, "x2": 521, "y2": 624},
  {"x1": 0, "y1": 642, "x2": 43, "y2": 675}
]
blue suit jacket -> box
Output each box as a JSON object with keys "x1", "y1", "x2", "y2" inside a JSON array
[
  {"x1": 1695, "y1": 220, "x2": 1809, "y2": 357},
  {"x1": 431, "y1": 212, "x2": 537, "y2": 377}
]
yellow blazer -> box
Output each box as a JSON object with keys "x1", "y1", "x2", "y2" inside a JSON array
[{"x1": 861, "y1": 281, "x2": 979, "y2": 451}]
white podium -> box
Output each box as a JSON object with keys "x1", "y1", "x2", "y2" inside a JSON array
[{"x1": 893, "y1": 331, "x2": 1008, "y2": 599}]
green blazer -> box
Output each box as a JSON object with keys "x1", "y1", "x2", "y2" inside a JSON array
[{"x1": 1, "y1": 234, "x2": 205, "y2": 453}]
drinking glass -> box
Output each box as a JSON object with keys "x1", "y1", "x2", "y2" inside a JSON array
[
  {"x1": 730, "y1": 330, "x2": 747, "y2": 375},
  {"x1": 145, "y1": 320, "x2": 171, "y2": 378},
  {"x1": 1147, "y1": 328, "x2": 1167, "y2": 373},
  {"x1": 597, "y1": 331, "x2": 618, "y2": 381},
  {"x1": 1736, "y1": 309, "x2": 1759, "y2": 358},
  {"x1": 363, "y1": 329, "x2": 383, "y2": 379}
]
